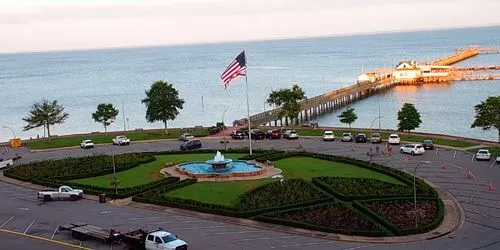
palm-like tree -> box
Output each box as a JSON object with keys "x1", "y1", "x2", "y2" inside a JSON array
[{"x1": 23, "y1": 99, "x2": 69, "y2": 139}]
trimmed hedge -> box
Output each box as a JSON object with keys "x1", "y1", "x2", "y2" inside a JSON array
[
  {"x1": 353, "y1": 198, "x2": 444, "y2": 236},
  {"x1": 255, "y1": 202, "x2": 393, "y2": 237}
]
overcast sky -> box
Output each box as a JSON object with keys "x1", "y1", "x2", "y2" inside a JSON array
[{"x1": 0, "y1": 0, "x2": 499, "y2": 53}]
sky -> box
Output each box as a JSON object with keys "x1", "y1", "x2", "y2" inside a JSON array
[{"x1": 0, "y1": 0, "x2": 499, "y2": 53}]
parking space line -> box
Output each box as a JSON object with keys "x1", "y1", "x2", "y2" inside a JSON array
[
  {"x1": 0, "y1": 216, "x2": 14, "y2": 229},
  {"x1": 51, "y1": 225, "x2": 59, "y2": 240},
  {"x1": 23, "y1": 219, "x2": 35, "y2": 234},
  {"x1": 200, "y1": 230, "x2": 263, "y2": 236},
  {"x1": 270, "y1": 241, "x2": 335, "y2": 248},
  {"x1": 235, "y1": 235, "x2": 299, "y2": 241}
]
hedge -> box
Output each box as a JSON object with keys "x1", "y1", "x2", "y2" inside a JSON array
[{"x1": 353, "y1": 197, "x2": 444, "y2": 236}]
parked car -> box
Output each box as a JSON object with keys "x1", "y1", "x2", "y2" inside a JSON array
[
  {"x1": 423, "y1": 139, "x2": 434, "y2": 150},
  {"x1": 323, "y1": 131, "x2": 335, "y2": 141},
  {"x1": 400, "y1": 144, "x2": 425, "y2": 155},
  {"x1": 388, "y1": 134, "x2": 400, "y2": 145},
  {"x1": 80, "y1": 140, "x2": 94, "y2": 149},
  {"x1": 475, "y1": 149, "x2": 491, "y2": 161},
  {"x1": 112, "y1": 135, "x2": 130, "y2": 146},
  {"x1": 370, "y1": 133, "x2": 382, "y2": 143},
  {"x1": 0, "y1": 159, "x2": 14, "y2": 169},
  {"x1": 283, "y1": 130, "x2": 298, "y2": 140},
  {"x1": 178, "y1": 133, "x2": 194, "y2": 141},
  {"x1": 496, "y1": 154, "x2": 500, "y2": 164},
  {"x1": 355, "y1": 133, "x2": 367, "y2": 143},
  {"x1": 250, "y1": 129, "x2": 265, "y2": 140},
  {"x1": 180, "y1": 140, "x2": 202, "y2": 150},
  {"x1": 230, "y1": 130, "x2": 245, "y2": 139},
  {"x1": 265, "y1": 129, "x2": 281, "y2": 139},
  {"x1": 37, "y1": 186, "x2": 84, "y2": 201},
  {"x1": 341, "y1": 132, "x2": 353, "y2": 142}
]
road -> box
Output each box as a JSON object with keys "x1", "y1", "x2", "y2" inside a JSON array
[{"x1": 1, "y1": 137, "x2": 499, "y2": 249}]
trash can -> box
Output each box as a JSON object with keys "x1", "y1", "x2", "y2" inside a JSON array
[{"x1": 99, "y1": 194, "x2": 106, "y2": 203}]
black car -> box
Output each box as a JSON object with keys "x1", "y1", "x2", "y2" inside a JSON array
[
  {"x1": 180, "y1": 140, "x2": 202, "y2": 150},
  {"x1": 230, "y1": 130, "x2": 245, "y2": 139},
  {"x1": 250, "y1": 129, "x2": 265, "y2": 140},
  {"x1": 423, "y1": 140, "x2": 434, "y2": 150},
  {"x1": 355, "y1": 134, "x2": 367, "y2": 143}
]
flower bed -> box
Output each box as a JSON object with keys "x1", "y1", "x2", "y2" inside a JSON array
[{"x1": 367, "y1": 199, "x2": 438, "y2": 230}]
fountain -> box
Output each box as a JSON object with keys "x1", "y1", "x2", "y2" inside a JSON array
[{"x1": 205, "y1": 151, "x2": 233, "y2": 171}]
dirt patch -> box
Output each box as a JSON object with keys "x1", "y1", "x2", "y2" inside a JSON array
[{"x1": 148, "y1": 171, "x2": 164, "y2": 181}]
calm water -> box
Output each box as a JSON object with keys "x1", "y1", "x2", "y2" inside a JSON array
[{"x1": 0, "y1": 26, "x2": 499, "y2": 142}]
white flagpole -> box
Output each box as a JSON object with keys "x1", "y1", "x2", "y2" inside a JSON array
[{"x1": 244, "y1": 51, "x2": 252, "y2": 155}]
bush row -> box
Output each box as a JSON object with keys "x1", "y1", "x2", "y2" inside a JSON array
[{"x1": 353, "y1": 197, "x2": 444, "y2": 236}]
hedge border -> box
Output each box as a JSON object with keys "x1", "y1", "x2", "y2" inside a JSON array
[{"x1": 353, "y1": 197, "x2": 444, "y2": 236}]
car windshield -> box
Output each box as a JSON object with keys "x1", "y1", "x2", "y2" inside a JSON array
[
  {"x1": 342, "y1": 133, "x2": 350, "y2": 136},
  {"x1": 161, "y1": 234, "x2": 177, "y2": 243},
  {"x1": 390, "y1": 135, "x2": 398, "y2": 138},
  {"x1": 424, "y1": 140, "x2": 432, "y2": 143},
  {"x1": 372, "y1": 134, "x2": 380, "y2": 137},
  {"x1": 184, "y1": 133, "x2": 192, "y2": 137},
  {"x1": 478, "y1": 150, "x2": 488, "y2": 154},
  {"x1": 416, "y1": 145, "x2": 423, "y2": 149},
  {"x1": 324, "y1": 132, "x2": 333, "y2": 135}
]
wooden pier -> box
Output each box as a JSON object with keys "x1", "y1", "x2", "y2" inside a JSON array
[{"x1": 239, "y1": 47, "x2": 499, "y2": 126}]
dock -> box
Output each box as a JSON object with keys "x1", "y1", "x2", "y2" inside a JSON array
[{"x1": 238, "y1": 47, "x2": 499, "y2": 126}]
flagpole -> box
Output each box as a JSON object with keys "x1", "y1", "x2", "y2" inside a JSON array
[{"x1": 244, "y1": 51, "x2": 253, "y2": 155}]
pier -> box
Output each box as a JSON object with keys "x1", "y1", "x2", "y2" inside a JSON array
[{"x1": 239, "y1": 47, "x2": 500, "y2": 126}]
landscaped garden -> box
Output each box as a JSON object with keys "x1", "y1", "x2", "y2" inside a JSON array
[{"x1": 4, "y1": 149, "x2": 444, "y2": 237}]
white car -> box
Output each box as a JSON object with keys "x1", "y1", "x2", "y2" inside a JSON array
[
  {"x1": 400, "y1": 144, "x2": 425, "y2": 155},
  {"x1": 341, "y1": 132, "x2": 353, "y2": 142},
  {"x1": 0, "y1": 159, "x2": 14, "y2": 169},
  {"x1": 475, "y1": 149, "x2": 491, "y2": 161},
  {"x1": 284, "y1": 130, "x2": 298, "y2": 140},
  {"x1": 145, "y1": 230, "x2": 188, "y2": 250},
  {"x1": 80, "y1": 140, "x2": 95, "y2": 149},
  {"x1": 496, "y1": 154, "x2": 500, "y2": 164},
  {"x1": 388, "y1": 134, "x2": 400, "y2": 145},
  {"x1": 178, "y1": 133, "x2": 194, "y2": 141},
  {"x1": 38, "y1": 186, "x2": 84, "y2": 201},
  {"x1": 112, "y1": 135, "x2": 131, "y2": 146},
  {"x1": 323, "y1": 131, "x2": 335, "y2": 141}
]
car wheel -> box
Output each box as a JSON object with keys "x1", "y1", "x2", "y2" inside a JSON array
[
  {"x1": 69, "y1": 195, "x2": 78, "y2": 201},
  {"x1": 400, "y1": 149, "x2": 404, "y2": 153},
  {"x1": 411, "y1": 151, "x2": 415, "y2": 156},
  {"x1": 43, "y1": 195, "x2": 52, "y2": 202}
]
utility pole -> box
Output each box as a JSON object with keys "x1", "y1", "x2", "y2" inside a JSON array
[{"x1": 122, "y1": 102, "x2": 126, "y2": 132}]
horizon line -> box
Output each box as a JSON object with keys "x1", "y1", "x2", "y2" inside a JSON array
[{"x1": 1, "y1": 23, "x2": 499, "y2": 55}]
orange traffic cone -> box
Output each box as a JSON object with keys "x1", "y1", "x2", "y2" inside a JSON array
[
  {"x1": 404, "y1": 156, "x2": 411, "y2": 161},
  {"x1": 466, "y1": 170, "x2": 475, "y2": 179},
  {"x1": 489, "y1": 183, "x2": 495, "y2": 192},
  {"x1": 442, "y1": 162, "x2": 448, "y2": 169}
]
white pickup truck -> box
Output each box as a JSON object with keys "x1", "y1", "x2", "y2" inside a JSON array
[
  {"x1": 0, "y1": 159, "x2": 14, "y2": 169},
  {"x1": 112, "y1": 135, "x2": 131, "y2": 146},
  {"x1": 38, "y1": 186, "x2": 84, "y2": 201}
]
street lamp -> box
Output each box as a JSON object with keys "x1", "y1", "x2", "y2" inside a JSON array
[
  {"x1": 2, "y1": 125, "x2": 16, "y2": 139},
  {"x1": 413, "y1": 161, "x2": 431, "y2": 228},
  {"x1": 369, "y1": 117, "x2": 382, "y2": 146},
  {"x1": 105, "y1": 145, "x2": 118, "y2": 195}
]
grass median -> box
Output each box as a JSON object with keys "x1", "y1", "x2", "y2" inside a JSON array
[{"x1": 26, "y1": 128, "x2": 209, "y2": 150}]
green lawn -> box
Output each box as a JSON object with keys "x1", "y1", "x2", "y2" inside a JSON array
[
  {"x1": 72, "y1": 153, "x2": 245, "y2": 188},
  {"x1": 468, "y1": 146, "x2": 500, "y2": 156},
  {"x1": 167, "y1": 179, "x2": 276, "y2": 206},
  {"x1": 295, "y1": 128, "x2": 476, "y2": 148},
  {"x1": 27, "y1": 128, "x2": 209, "y2": 149},
  {"x1": 274, "y1": 157, "x2": 404, "y2": 184}
]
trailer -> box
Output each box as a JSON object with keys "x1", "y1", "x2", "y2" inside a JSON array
[{"x1": 58, "y1": 222, "x2": 122, "y2": 243}]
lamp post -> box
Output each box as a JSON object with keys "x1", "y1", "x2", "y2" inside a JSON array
[
  {"x1": 105, "y1": 145, "x2": 118, "y2": 195},
  {"x1": 222, "y1": 109, "x2": 228, "y2": 150},
  {"x1": 2, "y1": 125, "x2": 16, "y2": 139},
  {"x1": 369, "y1": 117, "x2": 381, "y2": 146},
  {"x1": 413, "y1": 161, "x2": 431, "y2": 228}
]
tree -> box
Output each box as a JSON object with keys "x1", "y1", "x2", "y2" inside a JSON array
[
  {"x1": 338, "y1": 107, "x2": 357, "y2": 130},
  {"x1": 23, "y1": 99, "x2": 69, "y2": 139},
  {"x1": 397, "y1": 103, "x2": 422, "y2": 133},
  {"x1": 92, "y1": 103, "x2": 119, "y2": 134},
  {"x1": 471, "y1": 96, "x2": 500, "y2": 143},
  {"x1": 266, "y1": 84, "x2": 306, "y2": 126},
  {"x1": 142, "y1": 81, "x2": 184, "y2": 134}
]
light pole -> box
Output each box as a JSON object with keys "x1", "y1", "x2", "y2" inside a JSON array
[
  {"x1": 105, "y1": 145, "x2": 118, "y2": 195},
  {"x1": 413, "y1": 161, "x2": 431, "y2": 228},
  {"x1": 222, "y1": 109, "x2": 228, "y2": 150},
  {"x1": 2, "y1": 125, "x2": 16, "y2": 139},
  {"x1": 369, "y1": 117, "x2": 381, "y2": 146}
]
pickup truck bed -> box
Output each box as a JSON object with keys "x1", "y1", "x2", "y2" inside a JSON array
[{"x1": 59, "y1": 222, "x2": 121, "y2": 242}]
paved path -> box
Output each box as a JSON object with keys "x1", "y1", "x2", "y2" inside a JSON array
[{"x1": 1, "y1": 137, "x2": 499, "y2": 249}]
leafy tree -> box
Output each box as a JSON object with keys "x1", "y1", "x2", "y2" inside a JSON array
[
  {"x1": 397, "y1": 103, "x2": 422, "y2": 133},
  {"x1": 471, "y1": 96, "x2": 500, "y2": 143},
  {"x1": 92, "y1": 103, "x2": 119, "y2": 134},
  {"x1": 142, "y1": 81, "x2": 184, "y2": 134},
  {"x1": 23, "y1": 99, "x2": 69, "y2": 139},
  {"x1": 338, "y1": 107, "x2": 358, "y2": 130},
  {"x1": 266, "y1": 84, "x2": 306, "y2": 126}
]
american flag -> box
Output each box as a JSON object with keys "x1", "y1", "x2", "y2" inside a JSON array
[{"x1": 220, "y1": 51, "x2": 246, "y2": 89}]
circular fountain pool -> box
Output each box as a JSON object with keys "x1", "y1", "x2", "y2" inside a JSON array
[{"x1": 178, "y1": 160, "x2": 264, "y2": 178}]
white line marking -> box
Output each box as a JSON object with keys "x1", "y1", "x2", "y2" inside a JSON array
[
  {"x1": 51, "y1": 225, "x2": 59, "y2": 240},
  {"x1": 490, "y1": 161, "x2": 496, "y2": 168},
  {"x1": 23, "y1": 219, "x2": 35, "y2": 234},
  {"x1": 271, "y1": 241, "x2": 335, "y2": 248},
  {"x1": 436, "y1": 148, "x2": 439, "y2": 155},
  {"x1": 0, "y1": 216, "x2": 14, "y2": 229},
  {"x1": 200, "y1": 230, "x2": 262, "y2": 236},
  {"x1": 343, "y1": 244, "x2": 375, "y2": 250},
  {"x1": 175, "y1": 225, "x2": 225, "y2": 230},
  {"x1": 236, "y1": 236, "x2": 299, "y2": 241},
  {"x1": 453, "y1": 151, "x2": 457, "y2": 159},
  {"x1": 79, "y1": 241, "x2": 82, "y2": 247}
]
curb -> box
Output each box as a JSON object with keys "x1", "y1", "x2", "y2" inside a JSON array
[{"x1": 0, "y1": 229, "x2": 90, "y2": 250}]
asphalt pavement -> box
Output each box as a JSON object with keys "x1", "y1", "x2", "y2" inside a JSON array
[{"x1": 1, "y1": 137, "x2": 499, "y2": 249}]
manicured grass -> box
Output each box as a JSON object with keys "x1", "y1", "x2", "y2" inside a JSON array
[
  {"x1": 295, "y1": 128, "x2": 476, "y2": 148},
  {"x1": 468, "y1": 146, "x2": 500, "y2": 156},
  {"x1": 274, "y1": 157, "x2": 404, "y2": 185},
  {"x1": 27, "y1": 128, "x2": 209, "y2": 149},
  {"x1": 72, "y1": 153, "x2": 245, "y2": 188},
  {"x1": 167, "y1": 179, "x2": 276, "y2": 207}
]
